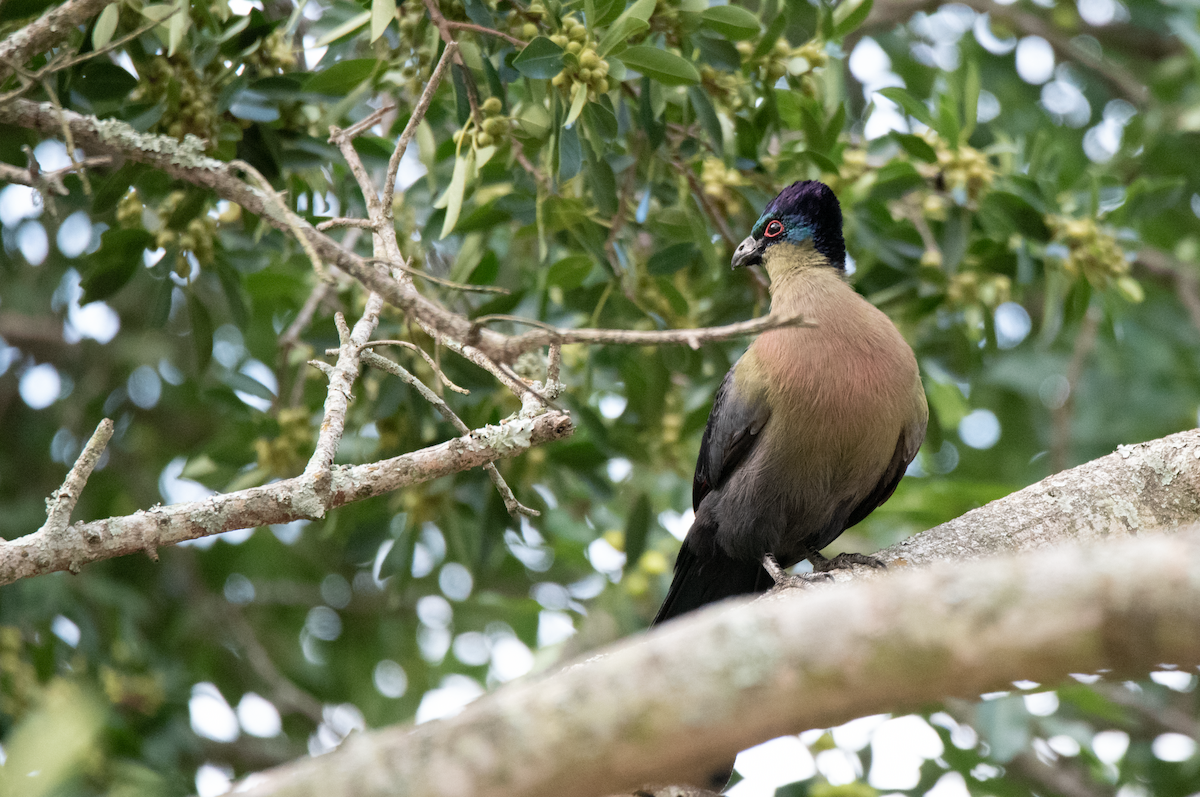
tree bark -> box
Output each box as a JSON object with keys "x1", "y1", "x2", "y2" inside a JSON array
[{"x1": 228, "y1": 429, "x2": 1200, "y2": 797}]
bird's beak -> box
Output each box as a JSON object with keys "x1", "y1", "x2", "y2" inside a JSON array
[{"x1": 731, "y1": 235, "x2": 761, "y2": 269}]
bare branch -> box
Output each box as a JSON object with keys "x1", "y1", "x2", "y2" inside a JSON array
[
  {"x1": 300, "y1": 297, "x2": 386, "y2": 518},
  {"x1": 231, "y1": 524, "x2": 1200, "y2": 797},
  {"x1": 443, "y1": 20, "x2": 527, "y2": 47},
  {"x1": 316, "y1": 217, "x2": 378, "y2": 231},
  {"x1": 0, "y1": 155, "x2": 110, "y2": 195},
  {"x1": 0, "y1": 411, "x2": 573, "y2": 585},
  {"x1": 37, "y1": 418, "x2": 113, "y2": 540},
  {"x1": 360, "y1": 340, "x2": 470, "y2": 394},
  {"x1": 384, "y1": 41, "x2": 458, "y2": 214},
  {"x1": 367, "y1": 257, "x2": 510, "y2": 294},
  {"x1": 494, "y1": 310, "x2": 813, "y2": 354},
  {"x1": 361, "y1": 350, "x2": 538, "y2": 518}
]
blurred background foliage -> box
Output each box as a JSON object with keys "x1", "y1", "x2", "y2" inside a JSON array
[{"x1": 1, "y1": 0, "x2": 1199, "y2": 793}]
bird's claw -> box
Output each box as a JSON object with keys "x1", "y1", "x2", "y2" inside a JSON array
[
  {"x1": 761, "y1": 553, "x2": 834, "y2": 590},
  {"x1": 808, "y1": 551, "x2": 887, "y2": 573}
]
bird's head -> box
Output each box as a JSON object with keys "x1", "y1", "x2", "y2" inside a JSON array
[{"x1": 730, "y1": 180, "x2": 845, "y2": 272}]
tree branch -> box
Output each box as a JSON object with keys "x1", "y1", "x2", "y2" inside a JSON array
[
  {"x1": 0, "y1": 411, "x2": 573, "y2": 585},
  {"x1": 36, "y1": 418, "x2": 113, "y2": 537},
  {"x1": 230, "y1": 522, "x2": 1200, "y2": 797}
]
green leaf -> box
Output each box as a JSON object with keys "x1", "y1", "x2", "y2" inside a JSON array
[
  {"x1": 877, "y1": 87, "x2": 936, "y2": 130},
  {"x1": 701, "y1": 5, "x2": 760, "y2": 40},
  {"x1": 565, "y1": 81, "x2": 588, "y2": 128},
  {"x1": 439, "y1": 148, "x2": 474, "y2": 239},
  {"x1": 166, "y1": 187, "x2": 209, "y2": 229},
  {"x1": 558, "y1": 124, "x2": 582, "y2": 182},
  {"x1": 547, "y1": 254, "x2": 594, "y2": 290},
  {"x1": 623, "y1": 493, "x2": 651, "y2": 565},
  {"x1": 753, "y1": 12, "x2": 787, "y2": 59},
  {"x1": 648, "y1": 242, "x2": 699, "y2": 275},
  {"x1": 167, "y1": 0, "x2": 189, "y2": 57},
  {"x1": 982, "y1": 191, "x2": 1051, "y2": 242},
  {"x1": 187, "y1": 292, "x2": 214, "y2": 374},
  {"x1": 891, "y1": 132, "x2": 938, "y2": 162},
  {"x1": 618, "y1": 45, "x2": 699, "y2": 86},
  {"x1": 592, "y1": 0, "x2": 623, "y2": 26},
  {"x1": 688, "y1": 86, "x2": 723, "y2": 151},
  {"x1": 597, "y1": 0, "x2": 655, "y2": 55},
  {"x1": 833, "y1": 0, "x2": 873, "y2": 37},
  {"x1": 76, "y1": 63, "x2": 138, "y2": 103},
  {"x1": 304, "y1": 58, "x2": 376, "y2": 95},
  {"x1": 92, "y1": 4, "x2": 119, "y2": 49},
  {"x1": 314, "y1": 10, "x2": 369, "y2": 47},
  {"x1": 370, "y1": 0, "x2": 396, "y2": 42},
  {"x1": 961, "y1": 58, "x2": 981, "y2": 143},
  {"x1": 82, "y1": 229, "x2": 154, "y2": 303},
  {"x1": 512, "y1": 36, "x2": 565, "y2": 79},
  {"x1": 226, "y1": 370, "x2": 276, "y2": 401}
]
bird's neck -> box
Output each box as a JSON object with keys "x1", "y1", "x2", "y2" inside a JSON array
[{"x1": 763, "y1": 241, "x2": 845, "y2": 301}]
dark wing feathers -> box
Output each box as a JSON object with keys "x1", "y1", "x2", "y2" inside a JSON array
[
  {"x1": 692, "y1": 366, "x2": 771, "y2": 511},
  {"x1": 842, "y1": 425, "x2": 922, "y2": 533}
]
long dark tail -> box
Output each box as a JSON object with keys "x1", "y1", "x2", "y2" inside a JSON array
[{"x1": 652, "y1": 543, "x2": 774, "y2": 626}]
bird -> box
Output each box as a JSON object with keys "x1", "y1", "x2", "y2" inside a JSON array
[{"x1": 652, "y1": 180, "x2": 928, "y2": 626}]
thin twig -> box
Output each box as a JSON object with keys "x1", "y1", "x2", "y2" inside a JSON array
[
  {"x1": 37, "y1": 418, "x2": 114, "y2": 541},
  {"x1": 336, "y1": 103, "x2": 397, "y2": 140},
  {"x1": 443, "y1": 20, "x2": 527, "y2": 47},
  {"x1": 366, "y1": 257, "x2": 509, "y2": 294},
  {"x1": 232, "y1": 159, "x2": 329, "y2": 282},
  {"x1": 481, "y1": 310, "x2": 812, "y2": 352},
  {"x1": 423, "y1": 0, "x2": 482, "y2": 124},
  {"x1": 360, "y1": 350, "x2": 538, "y2": 518},
  {"x1": 358, "y1": 340, "x2": 469, "y2": 394},
  {"x1": 0, "y1": 155, "x2": 110, "y2": 195},
  {"x1": 384, "y1": 41, "x2": 459, "y2": 215}
]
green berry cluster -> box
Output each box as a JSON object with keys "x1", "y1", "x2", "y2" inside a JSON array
[
  {"x1": 946, "y1": 270, "x2": 1012, "y2": 308},
  {"x1": 130, "y1": 55, "x2": 219, "y2": 146},
  {"x1": 700, "y1": 157, "x2": 745, "y2": 216},
  {"x1": 738, "y1": 38, "x2": 827, "y2": 88},
  {"x1": 699, "y1": 65, "x2": 749, "y2": 112},
  {"x1": 254, "y1": 407, "x2": 313, "y2": 478},
  {"x1": 454, "y1": 96, "x2": 512, "y2": 149},
  {"x1": 154, "y1": 191, "x2": 217, "y2": 277},
  {"x1": 505, "y1": 5, "x2": 540, "y2": 40},
  {"x1": 246, "y1": 28, "x2": 297, "y2": 76},
  {"x1": 1049, "y1": 216, "x2": 1143, "y2": 301},
  {"x1": 915, "y1": 131, "x2": 994, "y2": 204},
  {"x1": 116, "y1": 188, "x2": 144, "y2": 228},
  {"x1": 395, "y1": 2, "x2": 435, "y2": 96},
  {"x1": 548, "y1": 15, "x2": 610, "y2": 98}
]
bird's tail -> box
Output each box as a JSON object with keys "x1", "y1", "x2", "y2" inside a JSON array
[{"x1": 651, "y1": 543, "x2": 773, "y2": 626}]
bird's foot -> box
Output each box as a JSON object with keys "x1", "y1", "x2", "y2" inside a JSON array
[
  {"x1": 761, "y1": 553, "x2": 833, "y2": 589},
  {"x1": 808, "y1": 550, "x2": 887, "y2": 573}
]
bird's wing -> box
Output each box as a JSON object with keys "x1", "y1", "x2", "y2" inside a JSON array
[
  {"x1": 692, "y1": 366, "x2": 772, "y2": 511},
  {"x1": 842, "y1": 420, "x2": 924, "y2": 531}
]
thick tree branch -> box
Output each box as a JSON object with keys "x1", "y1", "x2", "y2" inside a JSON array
[
  {"x1": 0, "y1": 411, "x2": 573, "y2": 585},
  {"x1": 230, "y1": 524, "x2": 1200, "y2": 797}
]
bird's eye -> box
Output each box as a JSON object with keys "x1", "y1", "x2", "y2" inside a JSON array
[{"x1": 764, "y1": 220, "x2": 784, "y2": 238}]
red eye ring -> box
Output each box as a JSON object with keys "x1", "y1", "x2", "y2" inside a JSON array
[{"x1": 764, "y1": 220, "x2": 784, "y2": 238}]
